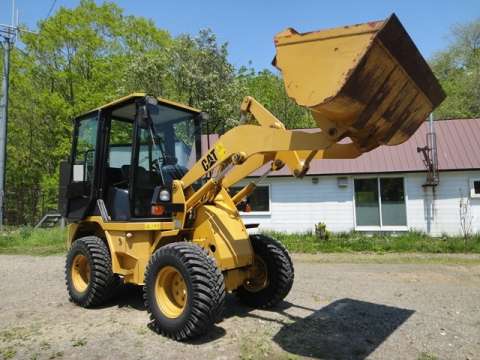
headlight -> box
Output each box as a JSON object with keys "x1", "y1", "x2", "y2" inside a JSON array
[{"x1": 159, "y1": 189, "x2": 170, "y2": 202}]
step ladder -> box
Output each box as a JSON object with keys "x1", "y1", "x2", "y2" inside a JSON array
[{"x1": 35, "y1": 213, "x2": 64, "y2": 229}]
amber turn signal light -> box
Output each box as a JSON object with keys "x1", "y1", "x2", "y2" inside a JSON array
[{"x1": 151, "y1": 205, "x2": 166, "y2": 216}]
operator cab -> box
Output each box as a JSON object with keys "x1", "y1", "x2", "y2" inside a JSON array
[{"x1": 60, "y1": 94, "x2": 203, "y2": 221}]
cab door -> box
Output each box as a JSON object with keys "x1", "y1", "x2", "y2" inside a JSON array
[{"x1": 64, "y1": 111, "x2": 101, "y2": 220}]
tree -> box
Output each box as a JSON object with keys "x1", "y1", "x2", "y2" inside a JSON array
[
  {"x1": 431, "y1": 18, "x2": 480, "y2": 119},
  {"x1": 5, "y1": 0, "x2": 170, "y2": 224},
  {"x1": 126, "y1": 29, "x2": 245, "y2": 134}
]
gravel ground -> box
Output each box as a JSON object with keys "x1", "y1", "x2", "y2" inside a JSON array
[{"x1": 0, "y1": 253, "x2": 479, "y2": 360}]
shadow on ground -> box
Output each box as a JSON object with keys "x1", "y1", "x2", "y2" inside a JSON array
[
  {"x1": 99, "y1": 286, "x2": 414, "y2": 358},
  {"x1": 225, "y1": 296, "x2": 414, "y2": 359},
  {"x1": 100, "y1": 284, "x2": 146, "y2": 311},
  {"x1": 274, "y1": 298, "x2": 414, "y2": 359}
]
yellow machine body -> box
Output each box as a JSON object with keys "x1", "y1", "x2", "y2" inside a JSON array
[
  {"x1": 67, "y1": 193, "x2": 252, "y2": 289},
  {"x1": 67, "y1": 14, "x2": 444, "y2": 293}
]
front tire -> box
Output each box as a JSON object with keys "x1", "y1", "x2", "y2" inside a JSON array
[
  {"x1": 236, "y1": 234, "x2": 294, "y2": 308},
  {"x1": 144, "y1": 242, "x2": 225, "y2": 341},
  {"x1": 65, "y1": 236, "x2": 119, "y2": 307}
]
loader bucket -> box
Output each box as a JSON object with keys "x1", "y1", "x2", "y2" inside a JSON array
[{"x1": 273, "y1": 14, "x2": 445, "y2": 152}]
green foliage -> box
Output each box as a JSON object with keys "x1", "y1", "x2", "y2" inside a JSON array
[
  {"x1": 6, "y1": 0, "x2": 171, "y2": 224},
  {"x1": 431, "y1": 18, "x2": 480, "y2": 119},
  {"x1": 314, "y1": 222, "x2": 330, "y2": 240},
  {"x1": 125, "y1": 28, "x2": 245, "y2": 133},
  {"x1": 0, "y1": 227, "x2": 66, "y2": 255},
  {"x1": 266, "y1": 230, "x2": 480, "y2": 254},
  {"x1": 6, "y1": 0, "x2": 170, "y2": 224}
]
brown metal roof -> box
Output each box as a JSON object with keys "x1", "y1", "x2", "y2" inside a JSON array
[{"x1": 202, "y1": 118, "x2": 480, "y2": 177}]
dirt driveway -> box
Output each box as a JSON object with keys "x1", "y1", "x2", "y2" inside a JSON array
[{"x1": 0, "y1": 253, "x2": 479, "y2": 360}]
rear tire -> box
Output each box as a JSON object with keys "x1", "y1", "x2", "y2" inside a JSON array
[
  {"x1": 236, "y1": 234, "x2": 294, "y2": 308},
  {"x1": 65, "y1": 236, "x2": 120, "y2": 307},
  {"x1": 144, "y1": 242, "x2": 225, "y2": 341}
]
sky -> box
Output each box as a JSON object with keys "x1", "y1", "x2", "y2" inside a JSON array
[{"x1": 1, "y1": 0, "x2": 479, "y2": 71}]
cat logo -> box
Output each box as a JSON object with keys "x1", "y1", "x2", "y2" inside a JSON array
[{"x1": 201, "y1": 143, "x2": 227, "y2": 171}]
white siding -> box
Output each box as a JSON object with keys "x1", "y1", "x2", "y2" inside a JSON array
[
  {"x1": 237, "y1": 176, "x2": 354, "y2": 233},
  {"x1": 406, "y1": 171, "x2": 480, "y2": 236},
  {"x1": 236, "y1": 170, "x2": 480, "y2": 236}
]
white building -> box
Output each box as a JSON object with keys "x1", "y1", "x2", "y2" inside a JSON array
[{"x1": 232, "y1": 119, "x2": 480, "y2": 236}]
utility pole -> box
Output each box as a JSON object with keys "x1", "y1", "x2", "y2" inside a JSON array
[
  {"x1": 0, "y1": 38, "x2": 12, "y2": 231},
  {"x1": 0, "y1": 17, "x2": 17, "y2": 230},
  {"x1": 0, "y1": 0, "x2": 35, "y2": 229}
]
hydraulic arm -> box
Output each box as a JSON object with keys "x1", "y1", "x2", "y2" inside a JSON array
[{"x1": 177, "y1": 96, "x2": 363, "y2": 217}]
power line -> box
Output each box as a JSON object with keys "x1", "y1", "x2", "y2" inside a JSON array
[{"x1": 46, "y1": 0, "x2": 57, "y2": 18}]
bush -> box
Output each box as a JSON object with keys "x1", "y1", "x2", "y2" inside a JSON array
[{"x1": 314, "y1": 222, "x2": 330, "y2": 241}]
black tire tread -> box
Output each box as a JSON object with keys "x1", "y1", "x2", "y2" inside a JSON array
[
  {"x1": 236, "y1": 234, "x2": 294, "y2": 308},
  {"x1": 65, "y1": 236, "x2": 119, "y2": 307},
  {"x1": 143, "y1": 242, "x2": 225, "y2": 341}
]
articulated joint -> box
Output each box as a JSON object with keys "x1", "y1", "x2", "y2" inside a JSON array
[
  {"x1": 232, "y1": 152, "x2": 247, "y2": 165},
  {"x1": 294, "y1": 150, "x2": 319, "y2": 178},
  {"x1": 271, "y1": 159, "x2": 285, "y2": 171}
]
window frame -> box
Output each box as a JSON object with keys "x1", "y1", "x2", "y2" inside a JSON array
[
  {"x1": 470, "y1": 178, "x2": 480, "y2": 198},
  {"x1": 71, "y1": 112, "x2": 100, "y2": 184},
  {"x1": 353, "y1": 175, "x2": 408, "y2": 231},
  {"x1": 107, "y1": 116, "x2": 134, "y2": 169},
  {"x1": 231, "y1": 184, "x2": 271, "y2": 216}
]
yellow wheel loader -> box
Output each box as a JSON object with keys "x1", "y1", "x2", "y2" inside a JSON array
[{"x1": 61, "y1": 14, "x2": 444, "y2": 340}]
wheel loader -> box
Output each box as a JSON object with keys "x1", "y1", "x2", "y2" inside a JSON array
[{"x1": 60, "y1": 14, "x2": 444, "y2": 340}]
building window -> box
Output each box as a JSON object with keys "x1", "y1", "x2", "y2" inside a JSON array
[
  {"x1": 470, "y1": 179, "x2": 480, "y2": 198},
  {"x1": 354, "y1": 177, "x2": 406, "y2": 227},
  {"x1": 230, "y1": 185, "x2": 270, "y2": 212}
]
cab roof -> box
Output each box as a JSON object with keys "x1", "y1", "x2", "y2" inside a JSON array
[{"x1": 79, "y1": 93, "x2": 201, "y2": 118}]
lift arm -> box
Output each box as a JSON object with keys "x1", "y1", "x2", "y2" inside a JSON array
[
  {"x1": 181, "y1": 96, "x2": 361, "y2": 189},
  {"x1": 178, "y1": 96, "x2": 362, "y2": 214}
]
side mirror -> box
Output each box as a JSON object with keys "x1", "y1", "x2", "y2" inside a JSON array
[{"x1": 198, "y1": 112, "x2": 209, "y2": 124}]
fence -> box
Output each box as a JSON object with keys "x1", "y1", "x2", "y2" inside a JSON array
[{"x1": 4, "y1": 188, "x2": 59, "y2": 226}]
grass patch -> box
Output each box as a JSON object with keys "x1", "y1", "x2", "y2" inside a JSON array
[
  {"x1": 1, "y1": 226, "x2": 480, "y2": 257},
  {"x1": 417, "y1": 352, "x2": 438, "y2": 360},
  {"x1": 0, "y1": 227, "x2": 66, "y2": 256},
  {"x1": 294, "y1": 253, "x2": 480, "y2": 265},
  {"x1": 71, "y1": 337, "x2": 87, "y2": 347},
  {"x1": 0, "y1": 346, "x2": 17, "y2": 360},
  {"x1": 266, "y1": 230, "x2": 480, "y2": 254},
  {"x1": 239, "y1": 331, "x2": 272, "y2": 360}
]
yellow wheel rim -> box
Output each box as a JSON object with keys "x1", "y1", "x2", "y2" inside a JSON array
[
  {"x1": 155, "y1": 266, "x2": 188, "y2": 319},
  {"x1": 71, "y1": 254, "x2": 91, "y2": 293},
  {"x1": 244, "y1": 255, "x2": 269, "y2": 293}
]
